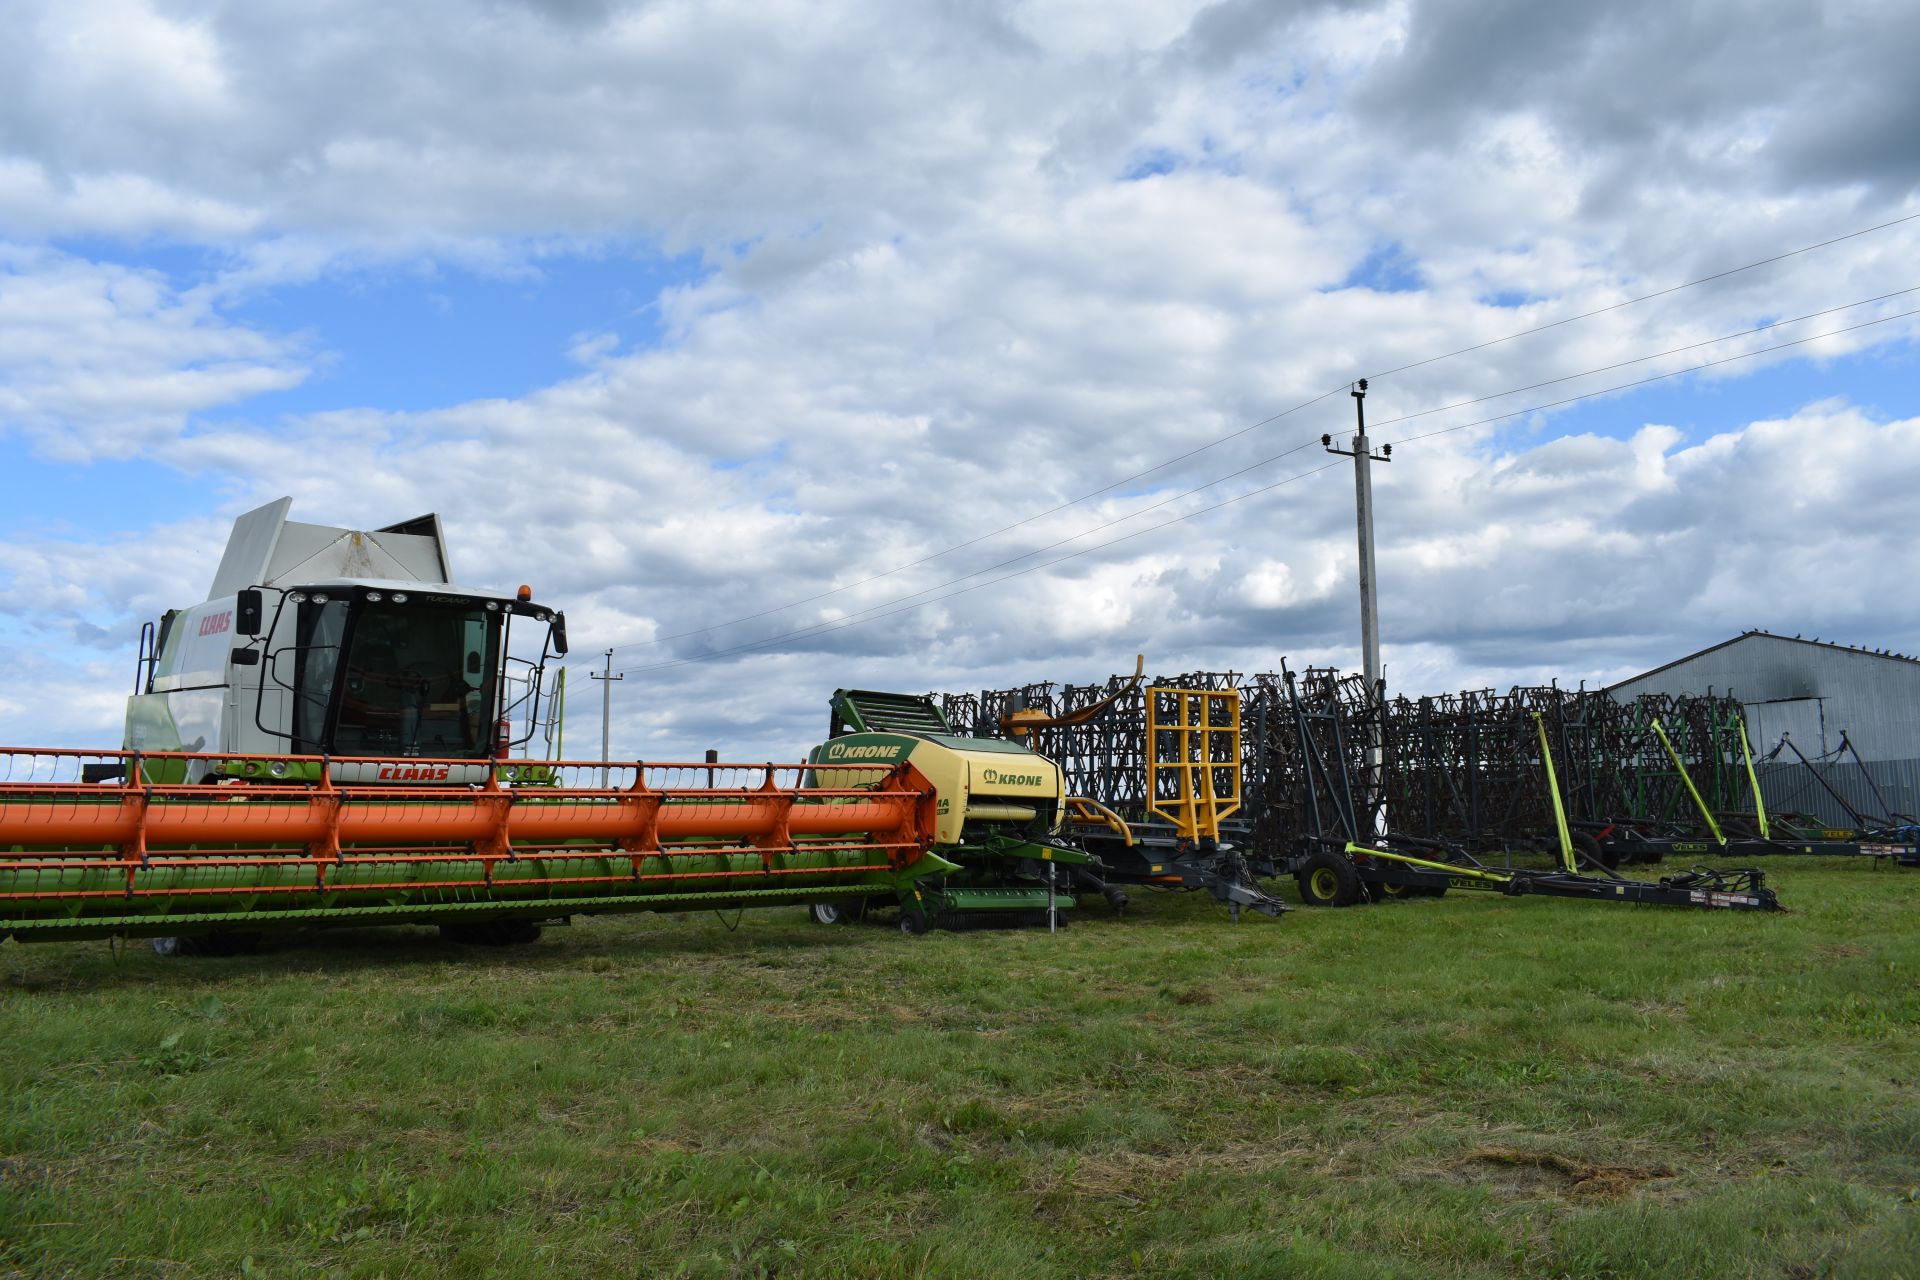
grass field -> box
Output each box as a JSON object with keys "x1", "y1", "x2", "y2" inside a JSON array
[{"x1": 3, "y1": 859, "x2": 1917, "y2": 1279}]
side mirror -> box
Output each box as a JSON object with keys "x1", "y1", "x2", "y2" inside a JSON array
[
  {"x1": 236, "y1": 588, "x2": 264, "y2": 637},
  {"x1": 230, "y1": 647, "x2": 260, "y2": 667},
  {"x1": 550, "y1": 611, "x2": 569, "y2": 657}
]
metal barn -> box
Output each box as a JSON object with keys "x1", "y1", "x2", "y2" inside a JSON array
[{"x1": 1607, "y1": 631, "x2": 1920, "y2": 830}]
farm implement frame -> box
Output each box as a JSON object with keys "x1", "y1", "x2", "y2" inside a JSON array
[{"x1": 0, "y1": 747, "x2": 943, "y2": 946}]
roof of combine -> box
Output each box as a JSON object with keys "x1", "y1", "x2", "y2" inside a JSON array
[{"x1": 210, "y1": 496, "x2": 455, "y2": 600}]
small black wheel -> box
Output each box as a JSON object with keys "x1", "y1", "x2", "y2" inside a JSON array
[
  {"x1": 441, "y1": 920, "x2": 542, "y2": 946},
  {"x1": 809, "y1": 898, "x2": 869, "y2": 925},
  {"x1": 152, "y1": 932, "x2": 261, "y2": 957},
  {"x1": 1571, "y1": 831, "x2": 1617, "y2": 870},
  {"x1": 1295, "y1": 850, "x2": 1363, "y2": 907},
  {"x1": 898, "y1": 909, "x2": 930, "y2": 936}
]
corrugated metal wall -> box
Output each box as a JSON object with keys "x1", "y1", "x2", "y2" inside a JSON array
[
  {"x1": 1740, "y1": 758, "x2": 1920, "y2": 830},
  {"x1": 1610, "y1": 633, "x2": 1920, "y2": 829}
]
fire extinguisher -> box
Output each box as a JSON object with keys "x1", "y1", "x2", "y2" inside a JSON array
[{"x1": 495, "y1": 716, "x2": 514, "y2": 758}]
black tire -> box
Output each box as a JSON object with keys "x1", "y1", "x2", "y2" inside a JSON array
[
  {"x1": 1369, "y1": 878, "x2": 1416, "y2": 903},
  {"x1": 1571, "y1": 831, "x2": 1618, "y2": 871},
  {"x1": 441, "y1": 919, "x2": 543, "y2": 947},
  {"x1": 808, "y1": 901, "x2": 856, "y2": 926},
  {"x1": 1295, "y1": 850, "x2": 1364, "y2": 907},
  {"x1": 152, "y1": 931, "x2": 262, "y2": 958},
  {"x1": 898, "y1": 909, "x2": 930, "y2": 936}
]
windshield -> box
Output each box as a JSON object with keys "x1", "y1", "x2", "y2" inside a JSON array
[{"x1": 325, "y1": 601, "x2": 502, "y2": 758}]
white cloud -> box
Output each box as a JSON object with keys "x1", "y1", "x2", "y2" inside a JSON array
[
  {"x1": 0, "y1": 246, "x2": 308, "y2": 458},
  {"x1": 0, "y1": 0, "x2": 1916, "y2": 759}
]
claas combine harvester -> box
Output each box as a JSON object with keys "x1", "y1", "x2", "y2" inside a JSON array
[{"x1": 0, "y1": 500, "x2": 956, "y2": 952}]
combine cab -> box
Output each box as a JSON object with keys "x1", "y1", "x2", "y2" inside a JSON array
[{"x1": 120, "y1": 497, "x2": 566, "y2": 784}]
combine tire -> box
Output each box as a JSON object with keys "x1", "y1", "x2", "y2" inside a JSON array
[
  {"x1": 1295, "y1": 850, "x2": 1364, "y2": 907},
  {"x1": 898, "y1": 909, "x2": 931, "y2": 936},
  {"x1": 807, "y1": 901, "x2": 863, "y2": 926}
]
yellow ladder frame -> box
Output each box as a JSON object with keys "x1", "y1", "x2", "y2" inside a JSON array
[{"x1": 1147, "y1": 688, "x2": 1242, "y2": 841}]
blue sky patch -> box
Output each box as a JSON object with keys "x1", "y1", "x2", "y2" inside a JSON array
[
  {"x1": 1123, "y1": 149, "x2": 1181, "y2": 181},
  {"x1": 1336, "y1": 242, "x2": 1424, "y2": 294},
  {"x1": 215, "y1": 248, "x2": 707, "y2": 418}
]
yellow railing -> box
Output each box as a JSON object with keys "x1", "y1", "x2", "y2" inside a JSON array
[{"x1": 1146, "y1": 688, "x2": 1241, "y2": 841}]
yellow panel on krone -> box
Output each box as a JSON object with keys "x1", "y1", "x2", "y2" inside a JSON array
[{"x1": 1146, "y1": 688, "x2": 1242, "y2": 843}]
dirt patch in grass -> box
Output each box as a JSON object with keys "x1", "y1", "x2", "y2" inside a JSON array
[{"x1": 1459, "y1": 1145, "x2": 1673, "y2": 1200}]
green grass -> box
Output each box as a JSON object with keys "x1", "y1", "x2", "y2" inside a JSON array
[{"x1": 2, "y1": 860, "x2": 1917, "y2": 1279}]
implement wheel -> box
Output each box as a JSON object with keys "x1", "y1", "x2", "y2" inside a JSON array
[
  {"x1": 151, "y1": 932, "x2": 262, "y2": 958},
  {"x1": 1296, "y1": 850, "x2": 1364, "y2": 907},
  {"x1": 1370, "y1": 878, "x2": 1415, "y2": 902},
  {"x1": 808, "y1": 900, "x2": 864, "y2": 926},
  {"x1": 898, "y1": 909, "x2": 931, "y2": 937},
  {"x1": 441, "y1": 919, "x2": 542, "y2": 947},
  {"x1": 1571, "y1": 831, "x2": 1617, "y2": 871}
]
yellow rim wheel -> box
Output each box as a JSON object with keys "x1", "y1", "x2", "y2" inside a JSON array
[{"x1": 1309, "y1": 867, "x2": 1340, "y2": 900}]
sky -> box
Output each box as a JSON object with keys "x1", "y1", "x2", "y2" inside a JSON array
[{"x1": 1, "y1": 0, "x2": 1917, "y2": 762}]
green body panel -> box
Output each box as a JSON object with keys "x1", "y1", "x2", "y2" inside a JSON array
[
  {"x1": 920, "y1": 886, "x2": 1076, "y2": 913},
  {"x1": 124, "y1": 694, "x2": 190, "y2": 784},
  {"x1": 0, "y1": 843, "x2": 960, "y2": 943}
]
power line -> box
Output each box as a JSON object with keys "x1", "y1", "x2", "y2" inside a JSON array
[
  {"x1": 1367, "y1": 209, "x2": 1920, "y2": 381},
  {"x1": 604, "y1": 209, "x2": 1920, "y2": 656},
  {"x1": 612, "y1": 436, "x2": 1326, "y2": 673},
  {"x1": 1381, "y1": 304, "x2": 1920, "y2": 447},
  {"x1": 615, "y1": 300, "x2": 1920, "y2": 675},
  {"x1": 1371, "y1": 285, "x2": 1919, "y2": 433},
  {"x1": 610, "y1": 386, "x2": 1347, "y2": 653},
  {"x1": 615, "y1": 459, "x2": 1348, "y2": 676},
  {"x1": 609, "y1": 284, "x2": 1918, "y2": 673}
]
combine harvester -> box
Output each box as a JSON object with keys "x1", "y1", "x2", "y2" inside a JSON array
[{"x1": 0, "y1": 500, "x2": 947, "y2": 952}]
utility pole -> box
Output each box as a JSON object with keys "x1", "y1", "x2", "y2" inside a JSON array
[
  {"x1": 1323, "y1": 379, "x2": 1393, "y2": 833},
  {"x1": 591, "y1": 649, "x2": 623, "y2": 785},
  {"x1": 1322, "y1": 379, "x2": 1391, "y2": 697}
]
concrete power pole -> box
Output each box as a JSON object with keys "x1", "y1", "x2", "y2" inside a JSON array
[
  {"x1": 1322, "y1": 379, "x2": 1392, "y2": 697},
  {"x1": 1323, "y1": 379, "x2": 1392, "y2": 832},
  {"x1": 590, "y1": 649, "x2": 623, "y2": 785}
]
